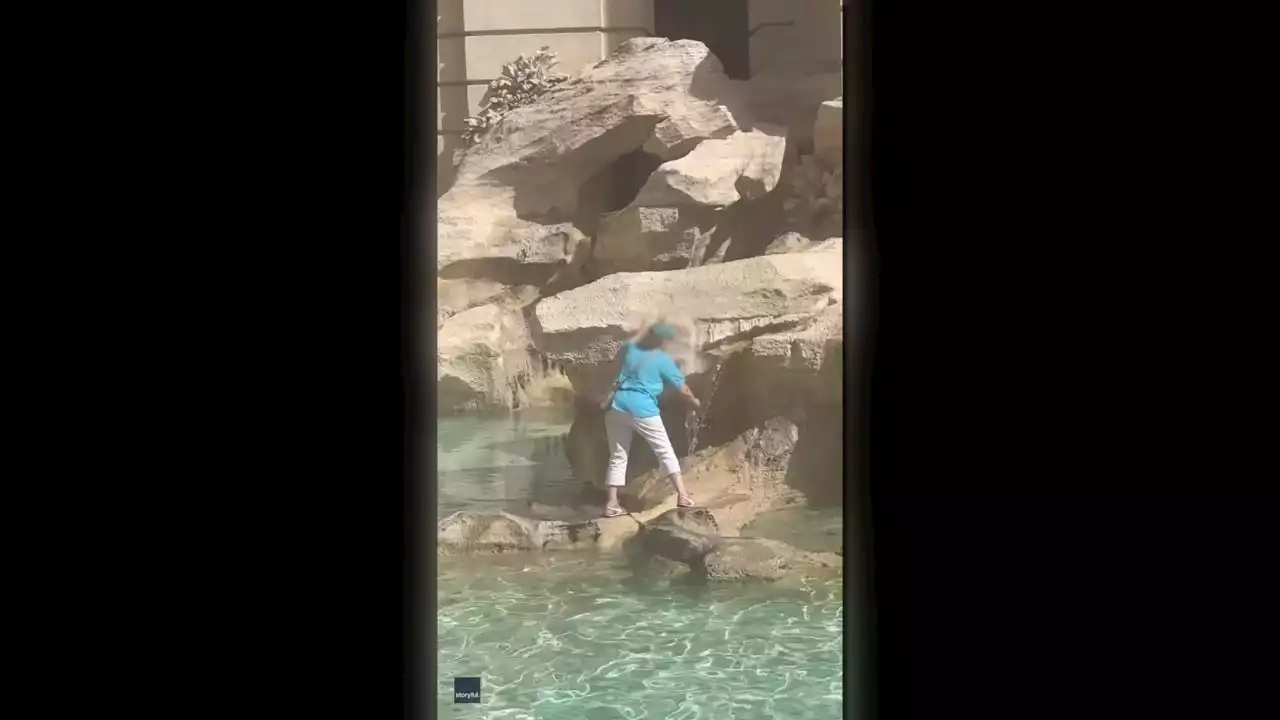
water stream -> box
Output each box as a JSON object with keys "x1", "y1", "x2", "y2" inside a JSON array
[
  {"x1": 433, "y1": 408, "x2": 849, "y2": 719},
  {"x1": 683, "y1": 361, "x2": 723, "y2": 460}
]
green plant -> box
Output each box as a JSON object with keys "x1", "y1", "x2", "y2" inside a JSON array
[{"x1": 462, "y1": 46, "x2": 568, "y2": 146}]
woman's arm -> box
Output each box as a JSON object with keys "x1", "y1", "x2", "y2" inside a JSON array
[
  {"x1": 657, "y1": 354, "x2": 699, "y2": 410},
  {"x1": 607, "y1": 343, "x2": 627, "y2": 383},
  {"x1": 627, "y1": 318, "x2": 657, "y2": 344},
  {"x1": 676, "y1": 383, "x2": 702, "y2": 411}
]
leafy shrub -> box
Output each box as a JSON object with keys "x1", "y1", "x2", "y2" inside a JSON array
[{"x1": 462, "y1": 46, "x2": 568, "y2": 146}]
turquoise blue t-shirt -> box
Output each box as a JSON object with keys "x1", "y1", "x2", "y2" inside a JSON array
[{"x1": 610, "y1": 341, "x2": 685, "y2": 418}]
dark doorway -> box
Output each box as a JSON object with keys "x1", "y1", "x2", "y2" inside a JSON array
[{"x1": 654, "y1": 0, "x2": 750, "y2": 80}]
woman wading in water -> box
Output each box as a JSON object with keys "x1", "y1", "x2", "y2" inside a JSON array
[{"x1": 600, "y1": 320, "x2": 702, "y2": 518}]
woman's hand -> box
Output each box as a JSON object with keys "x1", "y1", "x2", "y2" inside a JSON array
[{"x1": 679, "y1": 384, "x2": 702, "y2": 412}]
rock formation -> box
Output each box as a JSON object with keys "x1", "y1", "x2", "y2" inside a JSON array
[
  {"x1": 437, "y1": 38, "x2": 744, "y2": 280},
  {"x1": 434, "y1": 38, "x2": 768, "y2": 412},
  {"x1": 432, "y1": 37, "x2": 848, "y2": 528},
  {"x1": 439, "y1": 504, "x2": 837, "y2": 584},
  {"x1": 633, "y1": 126, "x2": 787, "y2": 207},
  {"x1": 622, "y1": 508, "x2": 839, "y2": 584},
  {"x1": 436, "y1": 303, "x2": 536, "y2": 413},
  {"x1": 590, "y1": 125, "x2": 788, "y2": 274},
  {"x1": 531, "y1": 238, "x2": 844, "y2": 402},
  {"x1": 437, "y1": 510, "x2": 602, "y2": 555}
]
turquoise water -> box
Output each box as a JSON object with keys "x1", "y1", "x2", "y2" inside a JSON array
[
  {"x1": 436, "y1": 411, "x2": 848, "y2": 719},
  {"x1": 437, "y1": 407, "x2": 580, "y2": 518}
]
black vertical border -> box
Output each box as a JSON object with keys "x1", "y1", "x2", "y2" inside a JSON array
[
  {"x1": 405, "y1": 0, "x2": 438, "y2": 718},
  {"x1": 845, "y1": 2, "x2": 879, "y2": 720}
]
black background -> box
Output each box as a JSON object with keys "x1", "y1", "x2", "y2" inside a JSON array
[{"x1": 6, "y1": 0, "x2": 1273, "y2": 717}]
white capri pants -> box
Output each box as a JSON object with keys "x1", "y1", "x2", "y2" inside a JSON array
[{"x1": 604, "y1": 409, "x2": 682, "y2": 487}]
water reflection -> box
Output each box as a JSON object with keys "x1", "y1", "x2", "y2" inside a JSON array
[
  {"x1": 437, "y1": 407, "x2": 580, "y2": 517},
  {"x1": 741, "y1": 506, "x2": 844, "y2": 554}
]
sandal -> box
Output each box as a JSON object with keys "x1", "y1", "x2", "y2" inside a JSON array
[
  {"x1": 603, "y1": 505, "x2": 627, "y2": 518},
  {"x1": 677, "y1": 494, "x2": 696, "y2": 508}
]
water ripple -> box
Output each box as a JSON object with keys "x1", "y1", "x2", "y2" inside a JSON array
[{"x1": 436, "y1": 555, "x2": 847, "y2": 719}]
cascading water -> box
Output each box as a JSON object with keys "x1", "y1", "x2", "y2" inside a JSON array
[{"x1": 684, "y1": 359, "x2": 724, "y2": 463}]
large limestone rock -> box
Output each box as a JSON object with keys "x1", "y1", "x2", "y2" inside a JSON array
[
  {"x1": 586, "y1": 126, "x2": 788, "y2": 275},
  {"x1": 436, "y1": 199, "x2": 586, "y2": 278},
  {"x1": 436, "y1": 277, "x2": 540, "y2": 329},
  {"x1": 546, "y1": 241, "x2": 848, "y2": 508},
  {"x1": 454, "y1": 38, "x2": 740, "y2": 198},
  {"x1": 592, "y1": 205, "x2": 731, "y2": 274},
  {"x1": 437, "y1": 303, "x2": 537, "y2": 413},
  {"x1": 531, "y1": 239, "x2": 844, "y2": 401},
  {"x1": 588, "y1": 126, "x2": 787, "y2": 274},
  {"x1": 437, "y1": 277, "x2": 505, "y2": 327},
  {"x1": 633, "y1": 126, "x2": 788, "y2": 207},
  {"x1": 742, "y1": 295, "x2": 845, "y2": 406},
  {"x1": 437, "y1": 38, "x2": 744, "y2": 282}
]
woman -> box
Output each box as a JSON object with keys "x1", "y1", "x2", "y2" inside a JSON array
[{"x1": 600, "y1": 320, "x2": 702, "y2": 518}]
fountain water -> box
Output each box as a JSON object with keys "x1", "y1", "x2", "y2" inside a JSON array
[{"x1": 683, "y1": 359, "x2": 724, "y2": 464}]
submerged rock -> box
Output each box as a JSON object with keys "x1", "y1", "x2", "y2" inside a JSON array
[
  {"x1": 633, "y1": 522, "x2": 717, "y2": 565},
  {"x1": 622, "y1": 507, "x2": 720, "y2": 580},
  {"x1": 619, "y1": 506, "x2": 835, "y2": 583},
  {"x1": 697, "y1": 536, "x2": 806, "y2": 582},
  {"x1": 437, "y1": 510, "x2": 601, "y2": 555}
]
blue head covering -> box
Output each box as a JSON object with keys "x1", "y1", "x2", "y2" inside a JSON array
[{"x1": 651, "y1": 323, "x2": 677, "y2": 340}]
